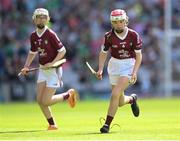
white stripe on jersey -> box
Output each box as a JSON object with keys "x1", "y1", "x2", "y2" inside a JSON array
[
  {"x1": 134, "y1": 31, "x2": 140, "y2": 44},
  {"x1": 54, "y1": 33, "x2": 60, "y2": 42},
  {"x1": 58, "y1": 46, "x2": 66, "y2": 52},
  {"x1": 128, "y1": 28, "x2": 141, "y2": 44},
  {"x1": 101, "y1": 45, "x2": 108, "y2": 53},
  {"x1": 49, "y1": 29, "x2": 60, "y2": 42}
]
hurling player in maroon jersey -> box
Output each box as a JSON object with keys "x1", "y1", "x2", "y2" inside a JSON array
[
  {"x1": 96, "y1": 9, "x2": 142, "y2": 133},
  {"x1": 20, "y1": 8, "x2": 78, "y2": 130}
]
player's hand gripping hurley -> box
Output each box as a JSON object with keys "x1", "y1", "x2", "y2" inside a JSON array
[
  {"x1": 18, "y1": 59, "x2": 66, "y2": 76},
  {"x1": 86, "y1": 61, "x2": 102, "y2": 80},
  {"x1": 86, "y1": 62, "x2": 96, "y2": 75}
]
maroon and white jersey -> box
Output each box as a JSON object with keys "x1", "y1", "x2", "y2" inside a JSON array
[
  {"x1": 102, "y1": 27, "x2": 142, "y2": 59},
  {"x1": 30, "y1": 26, "x2": 64, "y2": 65}
]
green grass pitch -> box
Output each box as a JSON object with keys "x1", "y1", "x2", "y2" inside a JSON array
[{"x1": 0, "y1": 98, "x2": 180, "y2": 140}]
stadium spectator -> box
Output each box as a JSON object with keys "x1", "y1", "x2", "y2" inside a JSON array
[{"x1": 0, "y1": 0, "x2": 179, "y2": 101}]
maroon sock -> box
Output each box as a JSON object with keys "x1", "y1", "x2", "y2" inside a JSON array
[
  {"x1": 47, "y1": 117, "x2": 55, "y2": 125},
  {"x1": 105, "y1": 115, "x2": 114, "y2": 126},
  {"x1": 63, "y1": 92, "x2": 70, "y2": 100}
]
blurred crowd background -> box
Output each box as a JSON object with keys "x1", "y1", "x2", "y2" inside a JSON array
[{"x1": 0, "y1": 0, "x2": 180, "y2": 102}]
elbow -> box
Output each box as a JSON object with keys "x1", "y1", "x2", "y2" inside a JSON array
[{"x1": 60, "y1": 49, "x2": 66, "y2": 58}]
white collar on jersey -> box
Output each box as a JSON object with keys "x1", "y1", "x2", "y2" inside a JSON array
[
  {"x1": 36, "y1": 26, "x2": 48, "y2": 37},
  {"x1": 114, "y1": 27, "x2": 128, "y2": 40}
]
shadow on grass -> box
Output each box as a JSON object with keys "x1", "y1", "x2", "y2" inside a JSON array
[
  {"x1": 0, "y1": 130, "x2": 45, "y2": 134},
  {"x1": 74, "y1": 131, "x2": 119, "y2": 135}
]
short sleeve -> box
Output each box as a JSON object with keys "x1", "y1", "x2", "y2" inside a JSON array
[
  {"x1": 50, "y1": 32, "x2": 64, "y2": 50},
  {"x1": 30, "y1": 34, "x2": 37, "y2": 52},
  {"x1": 133, "y1": 32, "x2": 142, "y2": 51},
  {"x1": 102, "y1": 34, "x2": 111, "y2": 52}
]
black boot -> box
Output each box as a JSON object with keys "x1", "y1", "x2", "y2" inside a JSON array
[
  {"x1": 100, "y1": 124, "x2": 109, "y2": 133},
  {"x1": 130, "y1": 94, "x2": 140, "y2": 117}
]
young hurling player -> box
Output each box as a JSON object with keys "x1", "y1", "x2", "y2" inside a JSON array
[
  {"x1": 96, "y1": 9, "x2": 142, "y2": 133},
  {"x1": 20, "y1": 8, "x2": 78, "y2": 130}
]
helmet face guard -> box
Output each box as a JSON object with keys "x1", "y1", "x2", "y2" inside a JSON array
[
  {"x1": 110, "y1": 9, "x2": 128, "y2": 22},
  {"x1": 32, "y1": 8, "x2": 49, "y2": 21}
]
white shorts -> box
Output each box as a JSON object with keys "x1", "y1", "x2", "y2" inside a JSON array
[
  {"x1": 107, "y1": 57, "x2": 135, "y2": 85},
  {"x1": 37, "y1": 67, "x2": 63, "y2": 88}
]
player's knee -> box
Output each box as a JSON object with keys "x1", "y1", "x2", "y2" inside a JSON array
[
  {"x1": 111, "y1": 89, "x2": 123, "y2": 99},
  {"x1": 41, "y1": 99, "x2": 51, "y2": 106},
  {"x1": 111, "y1": 92, "x2": 119, "y2": 100},
  {"x1": 118, "y1": 95, "x2": 125, "y2": 107},
  {"x1": 118, "y1": 102, "x2": 124, "y2": 107},
  {"x1": 36, "y1": 97, "x2": 42, "y2": 105}
]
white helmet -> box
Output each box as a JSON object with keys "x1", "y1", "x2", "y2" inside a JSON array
[
  {"x1": 110, "y1": 9, "x2": 128, "y2": 22},
  {"x1": 32, "y1": 8, "x2": 49, "y2": 20}
]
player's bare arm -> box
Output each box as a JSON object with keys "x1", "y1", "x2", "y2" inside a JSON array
[
  {"x1": 42, "y1": 49, "x2": 66, "y2": 68},
  {"x1": 97, "y1": 50, "x2": 108, "y2": 80},
  {"x1": 130, "y1": 51, "x2": 142, "y2": 84},
  {"x1": 50, "y1": 47, "x2": 66, "y2": 64},
  {"x1": 21, "y1": 51, "x2": 37, "y2": 75}
]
